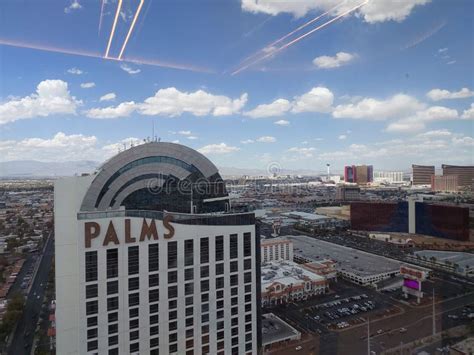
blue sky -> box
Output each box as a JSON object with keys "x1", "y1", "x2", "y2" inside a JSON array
[{"x1": 0, "y1": 0, "x2": 473, "y2": 172}]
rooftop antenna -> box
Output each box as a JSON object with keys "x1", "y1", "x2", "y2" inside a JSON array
[
  {"x1": 158, "y1": 137, "x2": 161, "y2": 142},
  {"x1": 152, "y1": 120, "x2": 155, "y2": 142},
  {"x1": 123, "y1": 143, "x2": 127, "y2": 151}
]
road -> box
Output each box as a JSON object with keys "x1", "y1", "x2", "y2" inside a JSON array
[{"x1": 7, "y1": 234, "x2": 54, "y2": 355}]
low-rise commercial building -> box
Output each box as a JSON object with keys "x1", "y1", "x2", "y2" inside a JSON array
[
  {"x1": 261, "y1": 238, "x2": 293, "y2": 263},
  {"x1": 407, "y1": 250, "x2": 474, "y2": 277},
  {"x1": 261, "y1": 261, "x2": 328, "y2": 306}
]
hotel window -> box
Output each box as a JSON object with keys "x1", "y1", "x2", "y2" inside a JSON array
[
  {"x1": 231, "y1": 306, "x2": 238, "y2": 315},
  {"x1": 130, "y1": 330, "x2": 139, "y2": 341},
  {"x1": 231, "y1": 296, "x2": 238, "y2": 306},
  {"x1": 245, "y1": 333, "x2": 252, "y2": 342},
  {"x1": 201, "y1": 265, "x2": 209, "y2": 278},
  {"x1": 87, "y1": 340, "x2": 98, "y2": 351},
  {"x1": 87, "y1": 328, "x2": 97, "y2": 339},
  {"x1": 245, "y1": 343, "x2": 252, "y2": 351},
  {"x1": 150, "y1": 303, "x2": 159, "y2": 314},
  {"x1": 230, "y1": 274, "x2": 238, "y2": 286},
  {"x1": 245, "y1": 323, "x2": 252, "y2": 332},
  {"x1": 169, "y1": 344, "x2": 178, "y2": 353},
  {"x1": 149, "y1": 289, "x2": 159, "y2": 303},
  {"x1": 109, "y1": 348, "x2": 119, "y2": 355},
  {"x1": 128, "y1": 246, "x2": 139, "y2": 275},
  {"x1": 86, "y1": 300, "x2": 98, "y2": 315},
  {"x1": 169, "y1": 321, "x2": 177, "y2": 331},
  {"x1": 107, "y1": 297, "x2": 119, "y2": 311},
  {"x1": 216, "y1": 263, "x2": 224, "y2": 275},
  {"x1": 185, "y1": 268, "x2": 194, "y2": 281},
  {"x1": 129, "y1": 308, "x2": 139, "y2": 318},
  {"x1": 87, "y1": 316, "x2": 97, "y2": 327},
  {"x1": 245, "y1": 294, "x2": 251, "y2": 303},
  {"x1": 186, "y1": 339, "x2": 194, "y2": 350},
  {"x1": 202, "y1": 345, "x2": 210, "y2": 354},
  {"x1": 185, "y1": 296, "x2": 193, "y2": 306},
  {"x1": 217, "y1": 331, "x2": 225, "y2": 340},
  {"x1": 149, "y1": 243, "x2": 159, "y2": 272},
  {"x1": 245, "y1": 284, "x2": 251, "y2": 293},
  {"x1": 85, "y1": 251, "x2": 97, "y2": 282},
  {"x1": 200, "y1": 237, "x2": 209, "y2": 264},
  {"x1": 129, "y1": 293, "x2": 139, "y2": 307},
  {"x1": 106, "y1": 249, "x2": 118, "y2": 279},
  {"x1": 169, "y1": 299, "x2": 177, "y2": 309},
  {"x1": 243, "y1": 233, "x2": 251, "y2": 257},
  {"x1": 130, "y1": 343, "x2": 139, "y2": 353},
  {"x1": 216, "y1": 277, "x2": 224, "y2": 289},
  {"x1": 169, "y1": 333, "x2": 178, "y2": 343},
  {"x1": 128, "y1": 277, "x2": 139, "y2": 291},
  {"x1": 230, "y1": 260, "x2": 238, "y2": 273},
  {"x1": 244, "y1": 259, "x2": 251, "y2": 270},
  {"x1": 185, "y1": 282, "x2": 194, "y2": 296},
  {"x1": 185, "y1": 239, "x2": 194, "y2": 266},
  {"x1": 130, "y1": 319, "x2": 139, "y2": 329},
  {"x1": 150, "y1": 314, "x2": 159, "y2": 325},
  {"x1": 231, "y1": 287, "x2": 238, "y2": 296},
  {"x1": 231, "y1": 317, "x2": 238, "y2": 326},
  {"x1": 230, "y1": 234, "x2": 238, "y2": 259},
  {"x1": 202, "y1": 324, "x2": 209, "y2": 334},
  {"x1": 244, "y1": 272, "x2": 252, "y2": 284},
  {"x1": 215, "y1": 235, "x2": 224, "y2": 261},
  {"x1": 245, "y1": 314, "x2": 251, "y2": 323},
  {"x1": 168, "y1": 285, "x2": 178, "y2": 299},
  {"x1": 168, "y1": 241, "x2": 178, "y2": 269},
  {"x1": 186, "y1": 317, "x2": 194, "y2": 327},
  {"x1": 216, "y1": 290, "x2": 224, "y2": 299},
  {"x1": 186, "y1": 329, "x2": 194, "y2": 338},
  {"x1": 150, "y1": 325, "x2": 159, "y2": 335},
  {"x1": 149, "y1": 273, "x2": 159, "y2": 287},
  {"x1": 186, "y1": 307, "x2": 194, "y2": 317},
  {"x1": 108, "y1": 323, "x2": 118, "y2": 334},
  {"x1": 216, "y1": 300, "x2": 224, "y2": 309},
  {"x1": 231, "y1": 336, "x2": 238, "y2": 345},
  {"x1": 150, "y1": 337, "x2": 159, "y2": 348},
  {"x1": 108, "y1": 312, "x2": 118, "y2": 323},
  {"x1": 109, "y1": 335, "x2": 118, "y2": 346},
  {"x1": 86, "y1": 284, "x2": 98, "y2": 299},
  {"x1": 201, "y1": 303, "x2": 209, "y2": 313},
  {"x1": 217, "y1": 310, "x2": 224, "y2": 319},
  {"x1": 168, "y1": 270, "x2": 178, "y2": 284},
  {"x1": 107, "y1": 280, "x2": 118, "y2": 295},
  {"x1": 217, "y1": 320, "x2": 224, "y2": 330},
  {"x1": 245, "y1": 303, "x2": 252, "y2": 312},
  {"x1": 201, "y1": 280, "x2": 209, "y2": 292}
]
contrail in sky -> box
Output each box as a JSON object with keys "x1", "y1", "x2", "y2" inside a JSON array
[
  {"x1": 104, "y1": 0, "x2": 123, "y2": 58},
  {"x1": 231, "y1": 1, "x2": 368, "y2": 76},
  {"x1": 0, "y1": 38, "x2": 212, "y2": 72},
  {"x1": 240, "y1": 1, "x2": 347, "y2": 65},
  {"x1": 118, "y1": 0, "x2": 145, "y2": 60},
  {"x1": 98, "y1": 0, "x2": 106, "y2": 34}
]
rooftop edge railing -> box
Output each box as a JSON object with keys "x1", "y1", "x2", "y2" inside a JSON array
[{"x1": 77, "y1": 209, "x2": 256, "y2": 225}]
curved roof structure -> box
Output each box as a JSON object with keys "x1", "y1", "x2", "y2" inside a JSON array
[{"x1": 80, "y1": 142, "x2": 228, "y2": 213}]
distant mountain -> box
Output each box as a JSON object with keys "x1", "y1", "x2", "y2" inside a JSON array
[
  {"x1": 0, "y1": 160, "x2": 99, "y2": 178},
  {"x1": 0, "y1": 160, "x2": 328, "y2": 179}
]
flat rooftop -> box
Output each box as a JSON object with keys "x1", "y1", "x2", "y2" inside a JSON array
[
  {"x1": 288, "y1": 235, "x2": 404, "y2": 277},
  {"x1": 262, "y1": 313, "x2": 301, "y2": 346},
  {"x1": 282, "y1": 211, "x2": 329, "y2": 221},
  {"x1": 261, "y1": 261, "x2": 325, "y2": 291},
  {"x1": 414, "y1": 250, "x2": 474, "y2": 268}
]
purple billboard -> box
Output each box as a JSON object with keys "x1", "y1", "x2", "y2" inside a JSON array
[{"x1": 403, "y1": 279, "x2": 419, "y2": 290}]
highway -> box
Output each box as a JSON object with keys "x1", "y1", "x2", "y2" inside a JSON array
[{"x1": 7, "y1": 234, "x2": 54, "y2": 355}]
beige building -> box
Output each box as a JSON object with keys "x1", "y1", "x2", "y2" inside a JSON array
[
  {"x1": 261, "y1": 238, "x2": 293, "y2": 263},
  {"x1": 431, "y1": 175, "x2": 459, "y2": 192}
]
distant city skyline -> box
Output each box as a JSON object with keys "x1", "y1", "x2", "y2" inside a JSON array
[{"x1": 0, "y1": 0, "x2": 473, "y2": 171}]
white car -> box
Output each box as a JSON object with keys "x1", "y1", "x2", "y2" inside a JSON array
[{"x1": 295, "y1": 346, "x2": 303, "y2": 351}]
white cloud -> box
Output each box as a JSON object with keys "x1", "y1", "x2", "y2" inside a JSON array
[
  {"x1": 241, "y1": 0, "x2": 430, "y2": 23},
  {"x1": 80, "y1": 82, "x2": 95, "y2": 89},
  {"x1": 198, "y1": 143, "x2": 240, "y2": 155},
  {"x1": 67, "y1": 67, "x2": 83, "y2": 75},
  {"x1": 178, "y1": 130, "x2": 192, "y2": 136},
  {"x1": 244, "y1": 99, "x2": 291, "y2": 118},
  {"x1": 140, "y1": 88, "x2": 247, "y2": 117},
  {"x1": 333, "y1": 94, "x2": 425, "y2": 120},
  {"x1": 416, "y1": 129, "x2": 452, "y2": 138},
  {"x1": 447, "y1": 60, "x2": 456, "y2": 65},
  {"x1": 256, "y1": 136, "x2": 276, "y2": 143},
  {"x1": 273, "y1": 120, "x2": 290, "y2": 126},
  {"x1": 438, "y1": 48, "x2": 448, "y2": 53},
  {"x1": 291, "y1": 87, "x2": 334, "y2": 113},
  {"x1": 99, "y1": 93, "x2": 116, "y2": 102},
  {"x1": 240, "y1": 139, "x2": 254, "y2": 144},
  {"x1": 65, "y1": 0, "x2": 82, "y2": 13},
  {"x1": 187, "y1": 136, "x2": 198, "y2": 140},
  {"x1": 426, "y1": 88, "x2": 474, "y2": 101},
  {"x1": 338, "y1": 134, "x2": 347, "y2": 140},
  {"x1": 386, "y1": 106, "x2": 458, "y2": 133},
  {"x1": 85, "y1": 102, "x2": 137, "y2": 119},
  {"x1": 287, "y1": 147, "x2": 316, "y2": 158},
  {"x1": 0, "y1": 132, "x2": 97, "y2": 162},
  {"x1": 274, "y1": 119, "x2": 290, "y2": 126},
  {"x1": 313, "y1": 52, "x2": 355, "y2": 69},
  {"x1": 461, "y1": 104, "x2": 474, "y2": 120},
  {"x1": 120, "y1": 64, "x2": 141, "y2": 75},
  {"x1": 0, "y1": 79, "x2": 80, "y2": 125}
]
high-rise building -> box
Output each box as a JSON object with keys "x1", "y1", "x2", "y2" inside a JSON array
[
  {"x1": 55, "y1": 142, "x2": 261, "y2": 355},
  {"x1": 261, "y1": 238, "x2": 293, "y2": 263},
  {"x1": 344, "y1": 165, "x2": 373, "y2": 184},
  {"x1": 431, "y1": 175, "x2": 459, "y2": 192},
  {"x1": 441, "y1": 164, "x2": 474, "y2": 188},
  {"x1": 344, "y1": 165, "x2": 356, "y2": 183},
  {"x1": 412, "y1": 164, "x2": 435, "y2": 185}
]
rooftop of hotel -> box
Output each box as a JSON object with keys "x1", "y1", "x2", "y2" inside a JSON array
[{"x1": 414, "y1": 250, "x2": 474, "y2": 268}]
